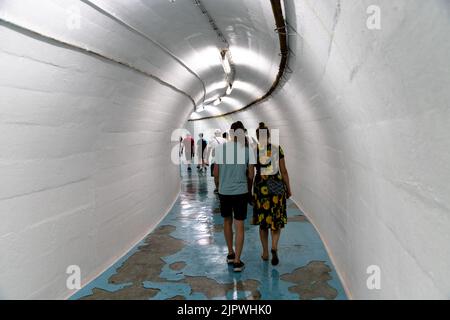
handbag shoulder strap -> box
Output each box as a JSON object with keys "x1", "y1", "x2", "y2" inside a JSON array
[{"x1": 256, "y1": 147, "x2": 262, "y2": 175}]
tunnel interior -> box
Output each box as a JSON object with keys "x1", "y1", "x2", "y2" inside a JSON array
[{"x1": 0, "y1": 0, "x2": 449, "y2": 299}]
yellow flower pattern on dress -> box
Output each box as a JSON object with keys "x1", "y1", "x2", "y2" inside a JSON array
[
  {"x1": 261, "y1": 186, "x2": 269, "y2": 195},
  {"x1": 252, "y1": 144, "x2": 287, "y2": 230}
]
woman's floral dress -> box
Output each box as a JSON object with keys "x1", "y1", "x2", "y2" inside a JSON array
[{"x1": 253, "y1": 144, "x2": 287, "y2": 230}]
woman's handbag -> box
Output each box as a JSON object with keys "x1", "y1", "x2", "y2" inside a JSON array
[
  {"x1": 257, "y1": 145, "x2": 285, "y2": 195},
  {"x1": 267, "y1": 174, "x2": 286, "y2": 195}
]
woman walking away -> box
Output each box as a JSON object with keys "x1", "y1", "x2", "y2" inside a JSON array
[
  {"x1": 252, "y1": 122, "x2": 292, "y2": 266},
  {"x1": 214, "y1": 121, "x2": 255, "y2": 272}
]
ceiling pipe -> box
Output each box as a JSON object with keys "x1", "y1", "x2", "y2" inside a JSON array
[
  {"x1": 193, "y1": 0, "x2": 236, "y2": 111},
  {"x1": 0, "y1": 17, "x2": 198, "y2": 110},
  {"x1": 81, "y1": 0, "x2": 208, "y2": 108},
  {"x1": 189, "y1": 0, "x2": 289, "y2": 121}
]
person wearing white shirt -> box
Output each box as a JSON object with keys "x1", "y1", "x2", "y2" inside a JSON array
[{"x1": 206, "y1": 129, "x2": 226, "y2": 193}]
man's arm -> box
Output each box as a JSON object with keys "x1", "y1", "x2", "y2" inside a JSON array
[
  {"x1": 205, "y1": 143, "x2": 213, "y2": 165},
  {"x1": 213, "y1": 163, "x2": 220, "y2": 181},
  {"x1": 247, "y1": 164, "x2": 254, "y2": 194}
]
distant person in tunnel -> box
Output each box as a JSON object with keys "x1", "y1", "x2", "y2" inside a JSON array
[
  {"x1": 179, "y1": 136, "x2": 183, "y2": 158},
  {"x1": 205, "y1": 129, "x2": 226, "y2": 193},
  {"x1": 214, "y1": 121, "x2": 255, "y2": 272},
  {"x1": 181, "y1": 133, "x2": 195, "y2": 171},
  {"x1": 197, "y1": 133, "x2": 208, "y2": 172},
  {"x1": 252, "y1": 122, "x2": 292, "y2": 266}
]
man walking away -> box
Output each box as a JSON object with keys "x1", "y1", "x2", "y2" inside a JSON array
[
  {"x1": 181, "y1": 134, "x2": 195, "y2": 171},
  {"x1": 197, "y1": 133, "x2": 208, "y2": 172},
  {"x1": 206, "y1": 129, "x2": 226, "y2": 193},
  {"x1": 214, "y1": 121, "x2": 255, "y2": 272}
]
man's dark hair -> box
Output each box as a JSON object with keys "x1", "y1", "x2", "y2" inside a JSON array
[
  {"x1": 230, "y1": 121, "x2": 245, "y2": 132},
  {"x1": 230, "y1": 121, "x2": 247, "y2": 146}
]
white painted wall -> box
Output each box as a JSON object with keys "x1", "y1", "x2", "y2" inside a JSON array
[
  {"x1": 0, "y1": 1, "x2": 192, "y2": 299},
  {"x1": 192, "y1": 0, "x2": 450, "y2": 299},
  {"x1": 1, "y1": 0, "x2": 449, "y2": 300}
]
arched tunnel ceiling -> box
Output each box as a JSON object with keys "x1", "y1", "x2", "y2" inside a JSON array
[
  {"x1": 86, "y1": 0, "x2": 281, "y2": 120},
  {"x1": 1, "y1": 0, "x2": 450, "y2": 300},
  {"x1": 0, "y1": 0, "x2": 281, "y2": 120}
]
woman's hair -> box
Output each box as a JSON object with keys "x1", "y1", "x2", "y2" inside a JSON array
[{"x1": 256, "y1": 122, "x2": 270, "y2": 141}]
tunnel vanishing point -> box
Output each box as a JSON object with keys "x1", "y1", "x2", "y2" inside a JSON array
[{"x1": 0, "y1": 0, "x2": 449, "y2": 300}]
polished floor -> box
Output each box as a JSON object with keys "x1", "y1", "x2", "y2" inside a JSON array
[{"x1": 71, "y1": 166, "x2": 346, "y2": 300}]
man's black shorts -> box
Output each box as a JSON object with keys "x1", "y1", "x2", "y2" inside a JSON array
[{"x1": 218, "y1": 193, "x2": 248, "y2": 221}]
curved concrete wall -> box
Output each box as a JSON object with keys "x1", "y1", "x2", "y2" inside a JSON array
[
  {"x1": 1, "y1": 0, "x2": 449, "y2": 300},
  {"x1": 191, "y1": 0, "x2": 450, "y2": 299},
  {"x1": 0, "y1": 1, "x2": 192, "y2": 299}
]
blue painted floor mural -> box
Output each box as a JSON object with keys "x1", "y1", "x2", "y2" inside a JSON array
[{"x1": 71, "y1": 166, "x2": 346, "y2": 300}]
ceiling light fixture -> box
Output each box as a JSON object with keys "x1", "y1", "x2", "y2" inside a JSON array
[
  {"x1": 192, "y1": 0, "x2": 236, "y2": 114},
  {"x1": 226, "y1": 84, "x2": 233, "y2": 95},
  {"x1": 222, "y1": 56, "x2": 231, "y2": 74},
  {"x1": 220, "y1": 49, "x2": 232, "y2": 75}
]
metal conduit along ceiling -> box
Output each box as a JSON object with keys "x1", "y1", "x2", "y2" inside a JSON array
[
  {"x1": 81, "y1": 0, "x2": 284, "y2": 119},
  {"x1": 189, "y1": 0, "x2": 285, "y2": 119},
  {"x1": 0, "y1": 0, "x2": 289, "y2": 299},
  {"x1": 1, "y1": 0, "x2": 450, "y2": 300},
  {"x1": 0, "y1": 0, "x2": 284, "y2": 118},
  {"x1": 191, "y1": 0, "x2": 289, "y2": 120}
]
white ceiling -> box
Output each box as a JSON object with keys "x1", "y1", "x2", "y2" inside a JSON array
[
  {"x1": 88, "y1": 0, "x2": 281, "y2": 119},
  {"x1": 0, "y1": 0, "x2": 281, "y2": 118}
]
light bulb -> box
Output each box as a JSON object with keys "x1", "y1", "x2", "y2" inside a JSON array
[
  {"x1": 222, "y1": 57, "x2": 231, "y2": 74},
  {"x1": 226, "y1": 84, "x2": 233, "y2": 95}
]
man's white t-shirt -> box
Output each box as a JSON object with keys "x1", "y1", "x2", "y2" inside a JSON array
[{"x1": 208, "y1": 136, "x2": 226, "y2": 163}]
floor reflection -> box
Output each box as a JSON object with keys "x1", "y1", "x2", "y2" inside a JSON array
[{"x1": 71, "y1": 165, "x2": 346, "y2": 300}]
